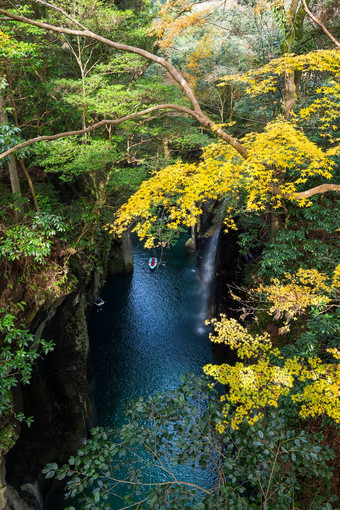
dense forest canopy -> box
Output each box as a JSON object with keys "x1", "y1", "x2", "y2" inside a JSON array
[{"x1": 0, "y1": 0, "x2": 339, "y2": 508}]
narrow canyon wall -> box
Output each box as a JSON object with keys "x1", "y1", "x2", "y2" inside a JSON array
[
  {"x1": 2, "y1": 234, "x2": 134, "y2": 509},
  {"x1": 4, "y1": 292, "x2": 93, "y2": 509}
]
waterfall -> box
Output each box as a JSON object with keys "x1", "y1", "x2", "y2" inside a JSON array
[{"x1": 197, "y1": 227, "x2": 221, "y2": 334}]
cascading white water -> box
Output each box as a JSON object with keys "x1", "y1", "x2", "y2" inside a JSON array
[{"x1": 197, "y1": 227, "x2": 221, "y2": 334}]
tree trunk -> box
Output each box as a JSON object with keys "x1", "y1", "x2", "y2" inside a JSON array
[
  {"x1": 163, "y1": 138, "x2": 170, "y2": 160},
  {"x1": 283, "y1": 71, "x2": 297, "y2": 120},
  {"x1": 271, "y1": 209, "x2": 283, "y2": 232},
  {"x1": 281, "y1": 0, "x2": 306, "y2": 118},
  {"x1": 0, "y1": 93, "x2": 22, "y2": 221},
  {"x1": 18, "y1": 159, "x2": 40, "y2": 212},
  {"x1": 6, "y1": 69, "x2": 41, "y2": 213},
  {"x1": 81, "y1": 70, "x2": 87, "y2": 138},
  {"x1": 7, "y1": 157, "x2": 21, "y2": 194}
]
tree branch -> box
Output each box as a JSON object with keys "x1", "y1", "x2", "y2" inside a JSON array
[
  {"x1": 0, "y1": 6, "x2": 203, "y2": 115},
  {"x1": 0, "y1": 4, "x2": 247, "y2": 158},
  {"x1": 272, "y1": 183, "x2": 340, "y2": 200},
  {"x1": 35, "y1": 0, "x2": 88, "y2": 30},
  {"x1": 0, "y1": 1, "x2": 338, "y2": 204},
  {"x1": 0, "y1": 104, "x2": 201, "y2": 161},
  {"x1": 301, "y1": 0, "x2": 340, "y2": 49}
]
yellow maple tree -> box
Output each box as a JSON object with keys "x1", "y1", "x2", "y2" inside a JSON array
[
  {"x1": 111, "y1": 114, "x2": 336, "y2": 246},
  {"x1": 255, "y1": 267, "x2": 339, "y2": 332},
  {"x1": 149, "y1": 0, "x2": 213, "y2": 50},
  {"x1": 204, "y1": 263, "x2": 340, "y2": 430},
  {"x1": 203, "y1": 315, "x2": 340, "y2": 431},
  {"x1": 109, "y1": 4, "x2": 340, "y2": 244}
]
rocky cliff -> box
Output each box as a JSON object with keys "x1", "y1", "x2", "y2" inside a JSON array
[{"x1": 1, "y1": 235, "x2": 133, "y2": 510}]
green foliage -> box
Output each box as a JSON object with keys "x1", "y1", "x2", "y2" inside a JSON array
[
  {"x1": 33, "y1": 138, "x2": 123, "y2": 182},
  {"x1": 242, "y1": 196, "x2": 340, "y2": 280},
  {"x1": 282, "y1": 309, "x2": 340, "y2": 360},
  {"x1": 0, "y1": 11, "x2": 40, "y2": 61},
  {"x1": 43, "y1": 375, "x2": 335, "y2": 509},
  {"x1": 0, "y1": 2, "x2": 339, "y2": 505},
  {"x1": 0, "y1": 212, "x2": 66, "y2": 263},
  {"x1": 108, "y1": 165, "x2": 148, "y2": 205},
  {"x1": 0, "y1": 123, "x2": 30, "y2": 162},
  {"x1": 169, "y1": 131, "x2": 211, "y2": 151},
  {"x1": 0, "y1": 186, "x2": 29, "y2": 221},
  {"x1": 0, "y1": 310, "x2": 54, "y2": 425}
]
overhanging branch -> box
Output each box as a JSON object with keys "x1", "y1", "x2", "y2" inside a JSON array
[
  {"x1": 0, "y1": 104, "x2": 201, "y2": 161},
  {"x1": 0, "y1": 6, "x2": 203, "y2": 116},
  {"x1": 272, "y1": 183, "x2": 340, "y2": 200},
  {"x1": 301, "y1": 0, "x2": 340, "y2": 49},
  {"x1": 0, "y1": 4, "x2": 247, "y2": 158},
  {"x1": 0, "y1": 2, "x2": 338, "y2": 201}
]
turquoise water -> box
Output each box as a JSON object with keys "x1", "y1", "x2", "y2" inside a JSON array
[
  {"x1": 89, "y1": 237, "x2": 214, "y2": 428},
  {"x1": 88, "y1": 236, "x2": 216, "y2": 507}
]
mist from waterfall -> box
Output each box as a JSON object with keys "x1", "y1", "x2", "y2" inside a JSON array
[{"x1": 197, "y1": 227, "x2": 221, "y2": 334}]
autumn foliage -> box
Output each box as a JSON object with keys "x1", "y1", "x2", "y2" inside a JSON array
[{"x1": 204, "y1": 314, "x2": 340, "y2": 431}]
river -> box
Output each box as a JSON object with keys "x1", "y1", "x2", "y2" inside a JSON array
[
  {"x1": 88, "y1": 236, "x2": 215, "y2": 427},
  {"x1": 87, "y1": 235, "x2": 217, "y2": 507}
]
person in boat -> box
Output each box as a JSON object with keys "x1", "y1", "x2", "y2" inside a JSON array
[{"x1": 95, "y1": 297, "x2": 104, "y2": 306}]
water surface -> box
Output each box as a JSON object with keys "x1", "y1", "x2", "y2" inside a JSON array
[
  {"x1": 87, "y1": 237, "x2": 217, "y2": 507},
  {"x1": 89, "y1": 237, "x2": 214, "y2": 428}
]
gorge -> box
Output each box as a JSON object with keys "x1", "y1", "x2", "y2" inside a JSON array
[{"x1": 0, "y1": 0, "x2": 339, "y2": 508}]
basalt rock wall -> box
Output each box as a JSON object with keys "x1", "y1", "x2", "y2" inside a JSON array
[
  {"x1": 4, "y1": 291, "x2": 94, "y2": 510},
  {"x1": 108, "y1": 232, "x2": 133, "y2": 275},
  {"x1": 2, "y1": 234, "x2": 134, "y2": 509}
]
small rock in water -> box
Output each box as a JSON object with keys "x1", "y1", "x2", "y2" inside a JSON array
[{"x1": 185, "y1": 237, "x2": 195, "y2": 251}]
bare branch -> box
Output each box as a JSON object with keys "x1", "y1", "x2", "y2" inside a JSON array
[
  {"x1": 301, "y1": 0, "x2": 340, "y2": 49},
  {"x1": 35, "y1": 0, "x2": 88, "y2": 30},
  {"x1": 272, "y1": 183, "x2": 340, "y2": 200},
  {"x1": 0, "y1": 104, "x2": 201, "y2": 161}
]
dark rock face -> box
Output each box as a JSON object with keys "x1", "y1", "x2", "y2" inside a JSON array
[
  {"x1": 5, "y1": 293, "x2": 93, "y2": 508},
  {"x1": 108, "y1": 232, "x2": 133, "y2": 275},
  {"x1": 214, "y1": 229, "x2": 242, "y2": 318},
  {"x1": 2, "y1": 231, "x2": 126, "y2": 508},
  {"x1": 0, "y1": 457, "x2": 6, "y2": 509}
]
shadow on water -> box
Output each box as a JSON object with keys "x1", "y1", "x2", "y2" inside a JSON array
[{"x1": 87, "y1": 236, "x2": 218, "y2": 508}]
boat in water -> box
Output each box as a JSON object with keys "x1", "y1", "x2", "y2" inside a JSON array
[
  {"x1": 149, "y1": 257, "x2": 157, "y2": 271},
  {"x1": 95, "y1": 297, "x2": 105, "y2": 307}
]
